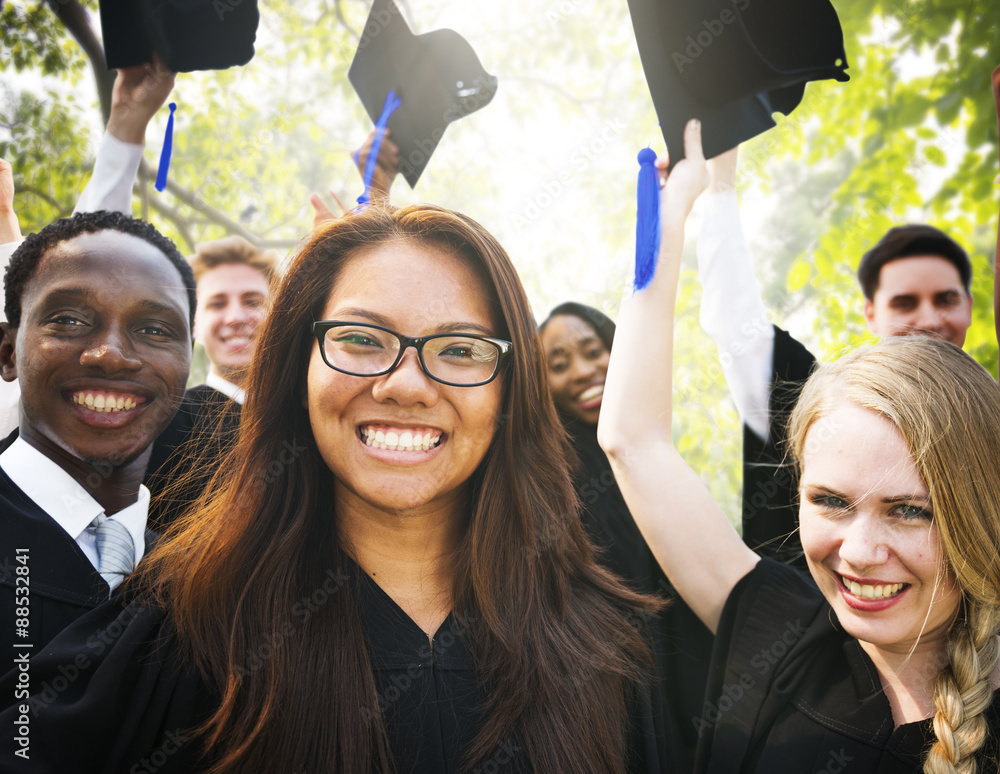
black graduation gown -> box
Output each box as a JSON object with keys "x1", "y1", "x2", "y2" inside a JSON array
[
  {"x1": 695, "y1": 559, "x2": 1000, "y2": 773},
  {"x1": 562, "y1": 414, "x2": 712, "y2": 770},
  {"x1": 0, "y1": 557, "x2": 671, "y2": 772},
  {"x1": 0, "y1": 430, "x2": 159, "y2": 671},
  {"x1": 740, "y1": 326, "x2": 816, "y2": 570},
  {"x1": 144, "y1": 385, "x2": 241, "y2": 533}
]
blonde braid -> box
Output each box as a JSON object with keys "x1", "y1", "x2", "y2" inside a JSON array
[{"x1": 924, "y1": 604, "x2": 1000, "y2": 774}]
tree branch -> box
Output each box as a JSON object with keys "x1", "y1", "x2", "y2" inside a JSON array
[
  {"x1": 44, "y1": 0, "x2": 115, "y2": 123},
  {"x1": 143, "y1": 187, "x2": 196, "y2": 252},
  {"x1": 46, "y1": 1, "x2": 298, "y2": 250},
  {"x1": 137, "y1": 159, "x2": 299, "y2": 249},
  {"x1": 500, "y1": 75, "x2": 595, "y2": 114},
  {"x1": 333, "y1": 0, "x2": 358, "y2": 38},
  {"x1": 17, "y1": 184, "x2": 72, "y2": 218}
]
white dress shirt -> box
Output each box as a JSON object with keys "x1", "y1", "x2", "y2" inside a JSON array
[
  {"x1": 696, "y1": 190, "x2": 775, "y2": 442},
  {"x1": 206, "y1": 371, "x2": 246, "y2": 405},
  {"x1": 0, "y1": 436, "x2": 148, "y2": 573}
]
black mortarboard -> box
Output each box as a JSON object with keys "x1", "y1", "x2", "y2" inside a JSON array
[
  {"x1": 348, "y1": 0, "x2": 498, "y2": 188},
  {"x1": 100, "y1": 0, "x2": 259, "y2": 73},
  {"x1": 627, "y1": 0, "x2": 850, "y2": 162}
]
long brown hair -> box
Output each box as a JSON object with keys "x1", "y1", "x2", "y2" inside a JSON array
[
  {"x1": 788, "y1": 337, "x2": 1000, "y2": 774},
  {"x1": 139, "y1": 204, "x2": 658, "y2": 773}
]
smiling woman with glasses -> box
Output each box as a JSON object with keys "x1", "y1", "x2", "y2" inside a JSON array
[{"x1": 5, "y1": 203, "x2": 674, "y2": 773}]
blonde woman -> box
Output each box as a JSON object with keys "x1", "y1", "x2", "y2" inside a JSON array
[{"x1": 599, "y1": 120, "x2": 1000, "y2": 773}]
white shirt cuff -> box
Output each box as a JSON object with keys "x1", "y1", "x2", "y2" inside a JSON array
[
  {"x1": 696, "y1": 190, "x2": 774, "y2": 441},
  {"x1": 74, "y1": 133, "x2": 144, "y2": 216}
]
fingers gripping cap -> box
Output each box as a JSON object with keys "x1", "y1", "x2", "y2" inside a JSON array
[{"x1": 100, "y1": 0, "x2": 259, "y2": 73}]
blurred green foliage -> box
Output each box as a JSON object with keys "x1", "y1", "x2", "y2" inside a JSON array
[{"x1": 1, "y1": 0, "x2": 996, "y2": 528}]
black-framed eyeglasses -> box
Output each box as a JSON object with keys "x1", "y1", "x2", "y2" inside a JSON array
[{"x1": 312, "y1": 321, "x2": 512, "y2": 387}]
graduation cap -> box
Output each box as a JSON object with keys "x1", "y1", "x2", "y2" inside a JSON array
[
  {"x1": 349, "y1": 0, "x2": 498, "y2": 188},
  {"x1": 100, "y1": 0, "x2": 260, "y2": 73},
  {"x1": 627, "y1": 0, "x2": 850, "y2": 162}
]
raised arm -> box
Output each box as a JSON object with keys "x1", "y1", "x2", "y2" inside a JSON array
[
  {"x1": 353, "y1": 128, "x2": 400, "y2": 204},
  {"x1": 310, "y1": 129, "x2": 401, "y2": 229},
  {"x1": 598, "y1": 120, "x2": 759, "y2": 633},
  {"x1": 697, "y1": 147, "x2": 775, "y2": 441},
  {"x1": 74, "y1": 59, "x2": 176, "y2": 216}
]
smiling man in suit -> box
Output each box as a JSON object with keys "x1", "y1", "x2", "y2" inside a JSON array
[{"x1": 0, "y1": 210, "x2": 195, "y2": 653}]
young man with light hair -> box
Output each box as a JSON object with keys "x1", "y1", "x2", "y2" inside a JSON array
[
  {"x1": 696, "y1": 147, "x2": 974, "y2": 567},
  {"x1": 144, "y1": 236, "x2": 279, "y2": 529}
]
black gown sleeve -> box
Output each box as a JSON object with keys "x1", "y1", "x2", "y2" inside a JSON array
[
  {"x1": 0, "y1": 596, "x2": 215, "y2": 773},
  {"x1": 741, "y1": 326, "x2": 816, "y2": 570},
  {"x1": 693, "y1": 559, "x2": 832, "y2": 773},
  {"x1": 145, "y1": 387, "x2": 241, "y2": 533}
]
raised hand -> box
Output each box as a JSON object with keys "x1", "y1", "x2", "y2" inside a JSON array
[
  {"x1": 599, "y1": 119, "x2": 758, "y2": 633},
  {"x1": 352, "y1": 129, "x2": 400, "y2": 202},
  {"x1": 0, "y1": 159, "x2": 21, "y2": 244},
  {"x1": 106, "y1": 55, "x2": 176, "y2": 145},
  {"x1": 310, "y1": 190, "x2": 348, "y2": 231},
  {"x1": 657, "y1": 119, "x2": 710, "y2": 225}
]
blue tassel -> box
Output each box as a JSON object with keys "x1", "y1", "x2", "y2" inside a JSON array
[
  {"x1": 154, "y1": 102, "x2": 176, "y2": 193},
  {"x1": 357, "y1": 90, "x2": 402, "y2": 205},
  {"x1": 633, "y1": 147, "x2": 660, "y2": 291}
]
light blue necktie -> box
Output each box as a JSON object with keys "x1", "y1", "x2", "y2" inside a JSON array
[{"x1": 90, "y1": 516, "x2": 135, "y2": 595}]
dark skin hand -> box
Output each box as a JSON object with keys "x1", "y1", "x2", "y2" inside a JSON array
[
  {"x1": 106, "y1": 55, "x2": 176, "y2": 145},
  {"x1": 310, "y1": 129, "x2": 401, "y2": 230},
  {"x1": 0, "y1": 159, "x2": 20, "y2": 244}
]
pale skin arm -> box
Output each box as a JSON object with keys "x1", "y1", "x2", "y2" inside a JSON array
[
  {"x1": 0, "y1": 159, "x2": 20, "y2": 244},
  {"x1": 598, "y1": 120, "x2": 760, "y2": 633},
  {"x1": 707, "y1": 144, "x2": 738, "y2": 194}
]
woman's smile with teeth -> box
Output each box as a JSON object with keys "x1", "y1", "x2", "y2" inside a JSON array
[
  {"x1": 841, "y1": 576, "x2": 906, "y2": 600},
  {"x1": 360, "y1": 426, "x2": 442, "y2": 451},
  {"x1": 577, "y1": 384, "x2": 604, "y2": 403}
]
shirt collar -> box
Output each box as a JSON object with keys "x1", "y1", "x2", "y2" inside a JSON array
[
  {"x1": 206, "y1": 371, "x2": 246, "y2": 404},
  {"x1": 0, "y1": 436, "x2": 148, "y2": 562}
]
